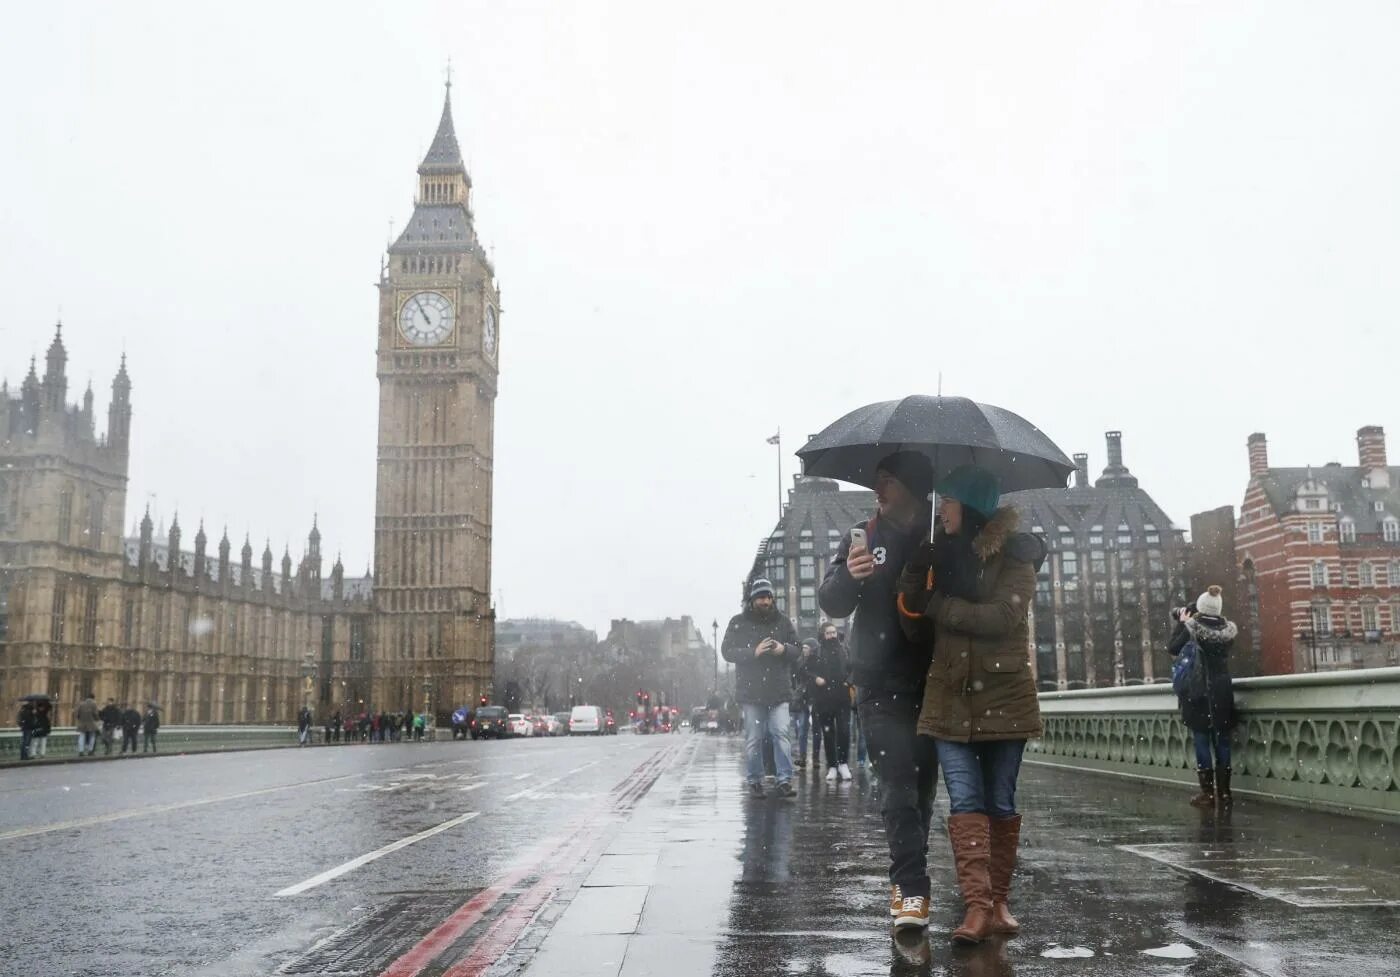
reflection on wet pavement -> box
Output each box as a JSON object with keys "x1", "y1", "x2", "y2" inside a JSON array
[{"x1": 685, "y1": 737, "x2": 1400, "y2": 977}]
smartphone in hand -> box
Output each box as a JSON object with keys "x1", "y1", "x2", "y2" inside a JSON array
[{"x1": 849, "y1": 527, "x2": 867, "y2": 552}]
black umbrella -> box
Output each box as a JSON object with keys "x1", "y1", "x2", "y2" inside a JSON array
[
  {"x1": 797, "y1": 395, "x2": 1075, "y2": 493},
  {"x1": 17, "y1": 693, "x2": 54, "y2": 702}
]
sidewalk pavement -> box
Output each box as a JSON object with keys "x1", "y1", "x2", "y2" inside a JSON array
[{"x1": 513, "y1": 734, "x2": 1400, "y2": 977}]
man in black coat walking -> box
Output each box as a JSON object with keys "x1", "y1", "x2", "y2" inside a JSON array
[
  {"x1": 99, "y1": 698, "x2": 122, "y2": 756},
  {"x1": 120, "y1": 705, "x2": 142, "y2": 754},
  {"x1": 721, "y1": 578, "x2": 800, "y2": 799},
  {"x1": 820, "y1": 451, "x2": 939, "y2": 930}
]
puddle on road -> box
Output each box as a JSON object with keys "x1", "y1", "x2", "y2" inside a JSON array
[
  {"x1": 1142, "y1": 942, "x2": 1198, "y2": 959},
  {"x1": 1041, "y1": 944, "x2": 1095, "y2": 958}
]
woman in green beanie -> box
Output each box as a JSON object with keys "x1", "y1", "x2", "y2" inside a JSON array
[{"x1": 896, "y1": 464, "x2": 1047, "y2": 945}]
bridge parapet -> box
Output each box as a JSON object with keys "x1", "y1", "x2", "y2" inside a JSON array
[{"x1": 1031, "y1": 666, "x2": 1400, "y2": 821}]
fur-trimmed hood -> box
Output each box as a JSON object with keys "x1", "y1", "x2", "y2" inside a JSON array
[
  {"x1": 972, "y1": 506, "x2": 1048, "y2": 570},
  {"x1": 1186, "y1": 614, "x2": 1238, "y2": 648}
]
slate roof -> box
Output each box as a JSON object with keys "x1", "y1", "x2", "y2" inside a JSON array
[
  {"x1": 419, "y1": 89, "x2": 463, "y2": 173},
  {"x1": 756, "y1": 478, "x2": 876, "y2": 572},
  {"x1": 1258, "y1": 465, "x2": 1400, "y2": 536},
  {"x1": 389, "y1": 203, "x2": 478, "y2": 254},
  {"x1": 1007, "y1": 483, "x2": 1180, "y2": 553}
]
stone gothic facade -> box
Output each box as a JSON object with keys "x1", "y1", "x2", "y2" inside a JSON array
[{"x1": 0, "y1": 85, "x2": 498, "y2": 726}]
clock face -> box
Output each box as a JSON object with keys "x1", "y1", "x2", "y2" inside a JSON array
[
  {"x1": 483, "y1": 306, "x2": 498, "y2": 358},
  {"x1": 398, "y1": 290, "x2": 455, "y2": 346}
]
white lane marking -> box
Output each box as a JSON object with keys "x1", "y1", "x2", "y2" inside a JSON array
[
  {"x1": 458, "y1": 782, "x2": 487, "y2": 793},
  {"x1": 513, "y1": 773, "x2": 532, "y2": 781},
  {"x1": 565, "y1": 760, "x2": 603, "y2": 776},
  {"x1": 0, "y1": 772, "x2": 364, "y2": 842},
  {"x1": 274, "y1": 811, "x2": 481, "y2": 897},
  {"x1": 505, "y1": 774, "x2": 565, "y2": 801}
]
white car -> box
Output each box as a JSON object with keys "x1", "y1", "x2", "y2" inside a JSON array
[
  {"x1": 508, "y1": 713, "x2": 533, "y2": 737},
  {"x1": 569, "y1": 704, "x2": 603, "y2": 735}
]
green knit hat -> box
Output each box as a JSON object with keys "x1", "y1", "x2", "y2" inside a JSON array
[{"x1": 934, "y1": 465, "x2": 1001, "y2": 519}]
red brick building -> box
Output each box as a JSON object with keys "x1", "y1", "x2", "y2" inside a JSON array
[{"x1": 1235, "y1": 426, "x2": 1400, "y2": 673}]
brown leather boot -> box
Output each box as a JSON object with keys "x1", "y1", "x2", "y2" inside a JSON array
[
  {"x1": 988, "y1": 814, "x2": 1022, "y2": 934},
  {"x1": 947, "y1": 813, "x2": 994, "y2": 945},
  {"x1": 1189, "y1": 769, "x2": 1215, "y2": 808},
  {"x1": 1216, "y1": 767, "x2": 1233, "y2": 809}
]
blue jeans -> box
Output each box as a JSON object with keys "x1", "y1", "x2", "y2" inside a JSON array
[
  {"x1": 743, "y1": 702, "x2": 793, "y2": 785},
  {"x1": 793, "y1": 706, "x2": 810, "y2": 761},
  {"x1": 935, "y1": 739, "x2": 1026, "y2": 817},
  {"x1": 1193, "y1": 731, "x2": 1231, "y2": 770}
]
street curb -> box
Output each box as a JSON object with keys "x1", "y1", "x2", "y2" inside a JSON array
[{"x1": 0, "y1": 740, "x2": 338, "y2": 771}]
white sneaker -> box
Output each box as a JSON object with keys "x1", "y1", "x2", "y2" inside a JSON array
[
  {"x1": 825, "y1": 766, "x2": 838, "y2": 783},
  {"x1": 838, "y1": 763, "x2": 852, "y2": 781}
]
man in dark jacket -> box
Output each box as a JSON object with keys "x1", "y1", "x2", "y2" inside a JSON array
[
  {"x1": 17, "y1": 702, "x2": 36, "y2": 761},
  {"x1": 99, "y1": 698, "x2": 122, "y2": 755},
  {"x1": 721, "y1": 578, "x2": 800, "y2": 798},
  {"x1": 809, "y1": 622, "x2": 853, "y2": 782},
  {"x1": 120, "y1": 704, "x2": 142, "y2": 754},
  {"x1": 819, "y1": 451, "x2": 939, "y2": 926},
  {"x1": 791, "y1": 638, "x2": 817, "y2": 769},
  {"x1": 142, "y1": 705, "x2": 160, "y2": 753},
  {"x1": 32, "y1": 699, "x2": 53, "y2": 758}
]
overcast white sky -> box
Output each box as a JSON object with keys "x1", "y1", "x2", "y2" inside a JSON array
[{"x1": 3, "y1": 2, "x2": 1398, "y2": 639}]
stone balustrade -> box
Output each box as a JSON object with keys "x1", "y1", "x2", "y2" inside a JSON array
[
  {"x1": 0, "y1": 724, "x2": 302, "y2": 763},
  {"x1": 1029, "y1": 666, "x2": 1400, "y2": 820}
]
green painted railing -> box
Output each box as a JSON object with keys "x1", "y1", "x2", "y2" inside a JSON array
[
  {"x1": 0, "y1": 725, "x2": 303, "y2": 763},
  {"x1": 1029, "y1": 667, "x2": 1400, "y2": 820}
]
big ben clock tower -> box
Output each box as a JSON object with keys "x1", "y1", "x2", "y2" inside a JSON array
[{"x1": 373, "y1": 80, "x2": 499, "y2": 714}]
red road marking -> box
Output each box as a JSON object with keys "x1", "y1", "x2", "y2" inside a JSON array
[{"x1": 377, "y1": 741, "x2": 683, "y2": 977}]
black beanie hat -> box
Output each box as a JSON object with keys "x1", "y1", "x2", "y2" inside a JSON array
[{"x1": 877, "y1": 451, "x2": 934, "y2": 500}]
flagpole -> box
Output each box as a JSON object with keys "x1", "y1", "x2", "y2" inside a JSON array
[{"x1": 765, "y1": 429, "x2": 783, "y2": 519}]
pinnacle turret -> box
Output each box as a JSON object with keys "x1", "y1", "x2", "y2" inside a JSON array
[{"x1": 419, "y1": 80, "x2": 464, "y2": 174}]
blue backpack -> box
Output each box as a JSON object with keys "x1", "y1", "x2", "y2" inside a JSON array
[{"x1": 1172, "y1": 640, "x2": 1199, "y2": 697}]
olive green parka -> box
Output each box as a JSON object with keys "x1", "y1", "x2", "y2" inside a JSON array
[{"x1": 897, "y1": 506, "x2": 1045, "y2": 742}]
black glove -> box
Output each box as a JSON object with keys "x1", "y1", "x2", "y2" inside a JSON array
[{"x1": 905, "y1": 538, "x2": 937, "y2": 574}]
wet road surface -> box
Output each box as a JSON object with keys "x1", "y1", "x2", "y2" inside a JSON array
[
  {"x1": 4, "y1": 733, "x2": 1397, "y2": 976},
  {"x1": 518, "y1": 737, "x2": 1400, "y2": 977},
  {"x1": 0, "y1": 732, "x2": 685, "y2": 977}
]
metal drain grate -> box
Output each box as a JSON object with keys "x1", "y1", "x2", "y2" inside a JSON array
[
  {"x1": 1119, "y1": 843, "x2": 1400, "y2": 908},
  {"x1": 280, "y1": 891, "x2": 476, "y2": 976}
]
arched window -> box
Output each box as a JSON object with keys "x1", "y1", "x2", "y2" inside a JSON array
[{"x1": 1311, "y1": 560, "x2": 1328, "y2": 588}]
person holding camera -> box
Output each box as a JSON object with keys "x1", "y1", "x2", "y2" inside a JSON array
[
  {"x1": 820, "y1": 451, "x2": 937, "y2": 931},
  {"x1": 721, "y1": 578, "x2": 800, "y2": 798},
  {"x1": 1170, "y1": 586, "x2": 1238, "y2": 809}
]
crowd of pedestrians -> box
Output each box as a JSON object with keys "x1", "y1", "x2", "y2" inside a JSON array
[
  {"x1": 725, "y1": 453, "x2": 1243, "y2": 948},
  {"x1": 317, "y1": 709, "x2": 432, "y2": 744},
  {"x1": 16, "y1": 693, "x2": 159, "y2": 761}
]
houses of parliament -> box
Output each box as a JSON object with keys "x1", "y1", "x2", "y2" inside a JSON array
[{"x1": 0, "y1": 85, "x2": 500, "y2": 726}]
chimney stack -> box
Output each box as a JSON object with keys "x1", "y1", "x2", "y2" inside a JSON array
[
  {"x1": 1248, "y1": 433, "x2": 1269, "y2": 478},
  {"x1": 1105, "y1": 431, "x2": 1124, "y2": 470},
  {"x1": 1358, "y1": 426, "x2": 1389, "y2": 489},
  {"x1": 1072, "y1": 453, "x2": 1089, "y2": 488}
]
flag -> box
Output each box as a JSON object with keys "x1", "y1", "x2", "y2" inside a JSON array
[{"x1": 765, "y1": 433, "x2": 781, "y2": 445}]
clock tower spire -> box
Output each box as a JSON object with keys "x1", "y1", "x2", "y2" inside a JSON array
[{"x1": 372, "y1": 81, "x2": 500, "y2": 715}]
